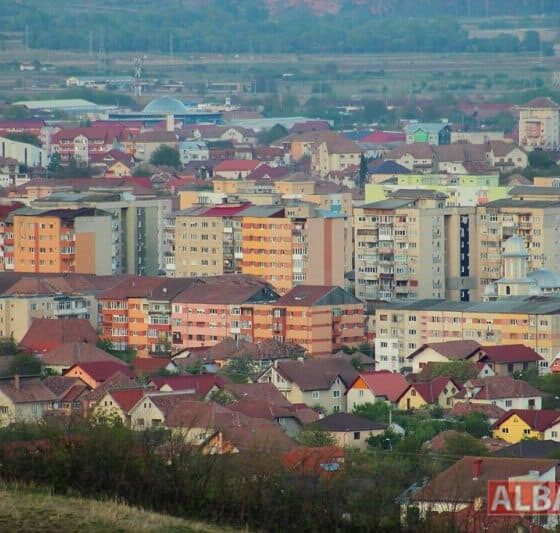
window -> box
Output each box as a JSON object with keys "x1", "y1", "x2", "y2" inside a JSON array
[
  {"x1": 353, "y1": 432, "x2": 361, "y2": 440},
  {"x1": 311, "y1": 391, "x2": 320, "y2": 400},
  {"x1": 505, "y1": 400, "x2": 512, "y2": 408},
  {"x1": 333, "y1": 405, "x2": 340, "y2": 413},
  {"x1": 502, "y1": 427, "x2": 509, "y2": 434},
  {"x1": 332, "y1": 390, "x2": 340, "y2": 398},
  {"x1": 523, "y1": 429, "x2": 530, "y2": 435}
]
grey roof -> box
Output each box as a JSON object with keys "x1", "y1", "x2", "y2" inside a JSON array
[
  {"x1": 404, "y1": 122, "x2": 450, "y2": 135},
  {"x1": 528, "y1": 269, "x2": 560, "y2": 289},
  {"x1": 388, "y1": 189, "x2": 448, "y2": 200},
  {"x1": 509, "y1": 186, "x2": 560, "y2": 197},
  {"x1": 495, "y1": 440, "x2": 560, "y2": 459},
  {"x1": 358, "y1": 199, "x2": 414, "y2": 210},
  {"x1": 376, "y1": 296, "x2": 560, "y2": 315},
  {"x1": 483, "y1": 198, "x2": 560, "y2": 209}
]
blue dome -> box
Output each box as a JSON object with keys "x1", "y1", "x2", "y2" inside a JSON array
[
  {"x1": 527, "y1": 269, "x2": 560, "y2": 289},
  {"x1": 143, "y1": 96, "x2": 187, "y2": 115}
]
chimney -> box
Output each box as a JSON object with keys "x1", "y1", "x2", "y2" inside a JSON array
[
  {"x1": 472, "y1": 458, "x2": 483, "y2": 480},
  {"x1": 166, "y1": 114, "x2": 174, "y2": 132},
  {"x1": 13, "y1": 374, "x2": 20, "y2": 391}
]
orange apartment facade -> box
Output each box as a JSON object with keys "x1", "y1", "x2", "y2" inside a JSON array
[{"x1": 11, "y1": 208, "x2": 113, "y2": 275}]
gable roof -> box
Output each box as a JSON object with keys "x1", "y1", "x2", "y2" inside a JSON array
[
  {"x1": 0, "y1": 379, "x2": 57, "y2": 404},
  {"x1": 368, "y1": 160, "x2": 410, "y2": 175},
  {"x1": 150, "y1": 375, "x2": 227, "y2": 397},
  {"x1": 521, "y1": 97, "x2": 560, "y2": 109},
  {"x1": 402, "y1": 377, "x2": 461, "y2": 404},
  {"x1": 386, "y1": 143, "x2": 434, "y2": 160},
  {"x1": 407, "y1": 340, "x2": 481, "y2": 361},
  {"x1": 80, "y1": 372, "x2": 140, "y2": 403},
  {"x1": 495, "y1": 440, "x2": 560, "y2": 459},
  {"x1": 20, "y1": 318, "x2": 98, "y2": 353},
  {"x1": 458, "y1": 376, "x2": 541, "y2": 400},
  {"x1": 107, "y1": 388, "x2": 146, "y2": 413},
  {"x1": 146, "y1": 392, "x2": 198, "y2": 417},
  {"x1": 42, "y1": 376, "x2": 84, "y2": 398},
  {"x1": 412, "y1": 456, "x2": 559, "y2": 504},
  {"x1": 479, "y1": 344, "x2": 544, "y2": 364},
  {"x1": 314, "y1": 412, "x2": 386, "y2": 432},
  {"x1": 273, "y1": 285, "x2": 361, "y2": 307},
  {"x1": 450, "y1": 401, "x2": 506, "y2": 420},
  {"x1": 488, "y1": 140, "x2": 521, "y2": 157},
  {"x1": 131, "y1": 356, "x2": 175, "y2": 377},
  {"x1": 350, "y1": 371, "x2": 409, "y2": 402},
  {"x1": 65, "y1": 361, "x2": 135, "y2": 383},
  {"x1": 492, "y1": 409, "x2": 560, "y2": 432},
  {"x1": 274, "y1": 358, "x2": 359, "y2": 391},
  {"x1": 41, "y1": 342, "x2": 125, "y2": 368}
]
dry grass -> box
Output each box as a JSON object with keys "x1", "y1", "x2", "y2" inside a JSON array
[{"x1": 0, "y1": 484, "x2": 241, "y2": 532}]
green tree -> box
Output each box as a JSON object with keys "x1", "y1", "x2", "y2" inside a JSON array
[
  {"x1": 422, "y1": 361, "x2": 478, "y2": 382},
  {"x1": 358, "y1": 153, "x2": 368, "y2": 190},
  {"x1": 222, "y1": 356, "x2": 253, "y2": 384},
  {"x1": 459, "y1": 412, "x2": 490, "y2": 438},
  {"x1": 528, "y1": 150, "x2": 556, "y2": 169},
  {"x1": 441, "y1": 432, "x2": 489, "y2": 458},
  {"x1": 257, "y1": 124, "x2": 288, "y2": 145},
  {"x1": 149, "y1": 145, "x2": 181, "y2": 169},
  {"x1": 298, "y1": 428, "x2": 336, "y2": 447},
  {"x1": 5, "y1": 353, "x2": 42, "y2": 377},
  {"x1": 353, "y1": 401, "x2": 390, "y2": 424}
]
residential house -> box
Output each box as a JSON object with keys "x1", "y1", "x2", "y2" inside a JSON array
[
  {"x1": 310, "y1": 132, "x2": 362, "y2": 177},
  {"x1": 396, "y1": 377, "x2": 462, "y2": 410},
  {"x1": 93, "y1": 388, "x2": 146, "y2": 425},
  {"x1": 517, "y1": 97, "x2": 560, "y2": 151},
  {"x1": 477, "y1": 345, "x2": 545, "y2": 376},
  {"x1": 42, "y1": 375, "x2": 88, "y2": 415},
  {"x1": 449, "y1": 401, "x2": 505, "y2": 425},
  {"x1": 129, "y1": 392, "x2": 198, "y2": 429},
  {"x1": 89, "y1": 149, "x2": 136, "y2": 177},
  {"x1": 213, "y1": 160, "x2": 261, "y2": 179},
  {"x1": 491, "y1": 409, "x2": 560, "y2": 444},
  {"x1": 20, "y1": 318, "x2": 98, "y2": 353},
  {"x1": 64, "y1": 361, "x2": 135, "y2": 389},
  {"x1": 41, "y1": 342, "x2": 127, "y2": 374},
  {"x1": 404, "y1": 123, "x2": 451, "y2": 145},
  {"x1": 346, "y1": 371, "x2": 409, "y2": 410},
  {"x1": 406, "y1": 341, "x2": 482, "y2": 374},
  {"x1": 452, "y1": 376, "x2": 542, "y2": 411},
  {"x1": 432, "y1": 144, "x2": 487, "y2": 174},
  {"x1": 79, "y1": 372, "x2": 140, "y2": 414},
  {"x1": 129, "y1": 130, "x2": 179, "y2": 163},
  {"x1": 486, "y1": 140, "x2": 528, "y2": 171},
  {"x1": 384, "y1": 143, "x2": 434, "y2": 172},
  {"x1": 312, "y1": 412, "x2": 386, "y2": 451},
  {"x1": 405, "y1": 456, "x2": 559, "y2": 530},
  {"x1": 131, "y1": 356, "x2": 178, "y2": 378},
  {"x1": 257, "y1": 358, "x2": 359, "y2": 414},
  {"x1": 179, "y1": 141, "x2": 209, "y2": 166},
  {"x1": 0, "y1": 377, "x2": 57, "y2": 426},
  {"x1": 282, "y1": 446, "x2": 345, "y2": 479},
  {"x1": 149, "y1": 374, "x2": 227, "y2": 398}
]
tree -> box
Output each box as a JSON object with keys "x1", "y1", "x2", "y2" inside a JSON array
[
  {"x1": 222, "y1": 356, "x2": 253, "y2": 384},
  {"x1": 5, "y1": 353, "x2": 41, "y2": 377},
  {"x1": 358, "y1": 153, "x2": 368, "y2": 190},
  {"x1": 459, "y1": 412, "x2": 490, "y2": 438},
  {"x1": 149, "y1": 145, "x2": 181, "y2": 169},
  {"x1": 528, "y1": 149, "x2": 556, "y2": 169},
  {"x1": 257, "y1": 123, "x2": 288, "y2": 145},
  {"x1": 353, "y1": 401, "x2": 390, "y2": 424},
  {"x1": 421, "y1": 361, "x2": 479, "y2": 382},
  {"x1": 298, "y1": 428, "x2": 336, "y2": 447},
  {"x1": 441, "y1": 432, "x2": 488, "y2": 457}
]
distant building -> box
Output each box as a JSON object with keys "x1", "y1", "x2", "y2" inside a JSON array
[{"x1": 517, "y1": 97, "x2": 560, "y2": 151}]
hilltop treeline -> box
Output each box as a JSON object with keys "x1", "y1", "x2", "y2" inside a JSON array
[{"x1": 1, "y1": 0, "x2": 559, "y2": 55}]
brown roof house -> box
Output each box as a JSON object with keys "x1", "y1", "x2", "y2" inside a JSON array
[
  {"x1": 0, "y1": 377, "x2": 57, "y2": 426},
  {"x1": 451, "y1": 376, "x2": 542, "y2": 411},
  {"x1": 42, "y1": 375, "x2": 89, "y2": 415},
  {"x1": 406, "y1": 340, "x2": 482, "y2": 374},
  {"x1": 312, "y1": 412, "x2": 386, "y2": 451},
  {"x1": 41, "y1": 342, "x2": 127, "y2": 374},
  {"x1": 20, "y1": 318, "x2": 98, "y2": 354},
  {"x1": 129, "y1": 391, "x2": 198, "y2": 430},
  {"x1": 257, "y1": 358, "x2": 359, "y2": 414},
  {"x1": 404, "y1": 456, "x2": 559, "y2": 530}
]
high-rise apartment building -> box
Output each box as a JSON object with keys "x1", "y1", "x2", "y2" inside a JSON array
[
  {"x1": 517, "y1": 97, "x2": 560, "y2": 151},
  {"x1": 354, "y1": 191, "x2": 477, "y2": 303}
]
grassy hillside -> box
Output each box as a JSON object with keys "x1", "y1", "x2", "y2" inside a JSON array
[{"x1": 0, "y1": 484, "x2": 238, "y2": 533}]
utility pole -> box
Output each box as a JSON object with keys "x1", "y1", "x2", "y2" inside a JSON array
[{"x1": 170, "y1": 33, "x2": 174, "y2": 60}]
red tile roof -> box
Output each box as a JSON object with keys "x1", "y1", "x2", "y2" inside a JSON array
[
  {"x1": 407, "y1": 340, "x2": 481, "y2": 361},
  {"x1": 360, "y1": 130, "x2": 406, "y2": 144},
  {"x1": 213, "y1": 159, "x2": 261, "y2": 172},
  {"x1": 402, "y1": 377, "x2": 461, "y2": 404},
  {"x1": 457, "y1": 376, "x2": 541, "y2": 401},
  {"x1": 352, "y1": 371, "x2": 409, "y2": 402},
  {"x1": 20, "y1": 318, "x2": 98, "y2": 353},
  {"x1": 275, "y1": 358, "x2": 359, "y2": 391},
  {"x1": 42, "y1": 342, "x2": 125, "y2": 368},
  {"x1": 64, "y1": 361, "x2": 135, "y2": 383},
  {"x1": 479, "y1": 344, "x2": 544, "y2": 364},
  {"x1": 201, "y1": 204, "x2": 252, "y2": 217},
  {"x1": 131, "y1": 356, "x2": 175, "y2": 376},
  {"x1": 108, "y1": 388, "x2": 146, "y2": 412},
  {"x1": 450, "y1": 401, "x2": 505, "y2": 420},
  {"x1": 521, "y1": 97, "x2": 560, "y2": 109},
  {"x1": 282, "y1": 446, "x2": 344, "y2": 478},
  {"x1": 150, "y1": 374, "x2": 227, "y2": 396},
  {"x1": 492, "y1": 409, "x2": 560, "y2": 432}
]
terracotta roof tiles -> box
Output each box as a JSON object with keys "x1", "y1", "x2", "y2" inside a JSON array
[{"x1": 20, "y1": 318, "x2": 98, "y2": 353}]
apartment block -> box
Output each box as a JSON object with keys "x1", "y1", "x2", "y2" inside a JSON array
[
  {"x1": 252, "y1": 285, "x2": 365, "y2": 356},
  {"x1": 241, "y1": 206, "x2": 346, "y2": 295},
  {"x1": 517, "y1": 97, "x2": 560, "y2": 151},
  {"x1": 477, "y1": 198, "x2": 560, "y2": 295},
  {"x1": 354, "y1": 190, "x2": 477, "y2": 303},
  {"x1": 12, "y1": 208, "x2": 113, "y2": 274},
  {"x1": 374, "y1": 297, "x2": 560, "y2": 372},
  {"x1": 31, "y1": 189, "x2": 172, "y2": 275}
]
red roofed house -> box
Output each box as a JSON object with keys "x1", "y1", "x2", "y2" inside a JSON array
[
  {"x1": 406, "y1": 340, "x2": 483, "y2": 374},
  {"x1": 149, "y1": 374, "x2": 227, "y2": 398},
  {"x1": 41, "y1": 341, "x2": 127, "y2": 374},
  {"x1": 89, "y1": 149, "x2": 136, "y2": 177},
  {"x1": 131, "y1": 356, "x2": 178, "y2": 377},
  {"x1": 213, "y1": 159, "x2": 262, "y2": 179},
  {"x1": 492, "y1": 409, "x2": 560, "y2": 444},
  {"x1": 477, "y1": 345, "x2": 545, "y2": 376},
  {"x1": 396, "y1": 377, "x2": 462, "y2": 410},
  {"x1": 64, "y1": 361, "x2": 135, "y2": 389},
  {"x1": 346, "y1": 371, "x2": 409, "y2": 410},
  {"x1": 360, "y1": 130, "x2": 406, "y2": 145},
  {"x1": 20, "y1": 318, "x2": 98, "y2": 354},
  {"x1": 282, "y1": 446, "x2": 344, "y2": 479},
  {"x1": 93, "y1": 388, "x2": 146, "y2": 425}
]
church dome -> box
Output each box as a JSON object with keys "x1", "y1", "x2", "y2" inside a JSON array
[
  {"x1": 527, "y1": 269, "x2": 560, "y2": 289},
  {"x1": 502, "y1": 235, "x2": 528, "y2": 257},
  {"x1": 143, "y1": 96, "x2": 187, "y2": 115}
]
